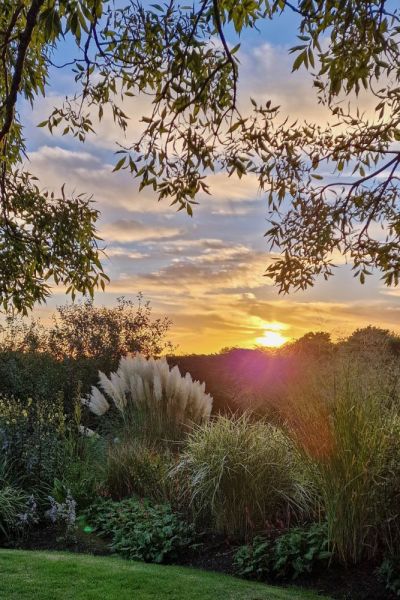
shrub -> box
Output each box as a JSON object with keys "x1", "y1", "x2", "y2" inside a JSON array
[
  {"x1": 0, "y1": 351, "x2": 67, "y2": 407},
  {"x1": 85, "y1": 497, "x2": 195, "y2": 563},
  {"x1": 175, "y1": 414, "x2": 311, "y2": 537},
  {"x1": 47, "y1": 295, "x2": 173, "y2": 361},
  {"x1": 0, "y1": 296, "x2": 173, "y2": 363},
  {"x1": 84, "y1": 354, "x2": 213, "y2": 445},
  {"x1": 104, "y1": 440, "x2": 173, "y2": 501},
  {"x1": 0, "y1": 391, "x2": 105, "y2": 512},
  {"x1": 0, "y1": 393, "x2": 66, "y2": 489},
  {"x1": 0, "y1": 296, "x2": 173, "y2": 414}
]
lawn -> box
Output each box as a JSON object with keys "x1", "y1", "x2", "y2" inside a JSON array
[{"x1": 0, "y1": 550, "x2": 329, "y2": 600}]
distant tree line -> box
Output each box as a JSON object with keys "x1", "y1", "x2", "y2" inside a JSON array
[
  {"x1": 0, "y1": 295, "x2": 172, "y2": 412},
  {"x1": 0, "y1": 296, "x2": 398, "y2": 416}
]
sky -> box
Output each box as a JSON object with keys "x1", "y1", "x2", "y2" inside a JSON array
[{"x1": 21, "y1": 5, "x2": 400, "y2": 354}]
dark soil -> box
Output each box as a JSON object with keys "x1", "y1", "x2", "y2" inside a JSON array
[
  {"x1": 295, "y1": 562, "x2": 395, "y2": 600},
  {"x1": 3, "y1": 529, "x2": 395, "y2": 600},
  {"x1": 182, "y1": 536, "x2": 394, "y2": 600},
  {"x1": 3, "y1": 526, "x2": 110, "y2": 556},
  {"x1": 180, "y1": 533, "x2": 237, "y2": 574}
]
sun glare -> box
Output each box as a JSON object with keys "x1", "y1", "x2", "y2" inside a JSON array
[{"x1": 256, "y1": 330, "x2": 289, "y2": 348}]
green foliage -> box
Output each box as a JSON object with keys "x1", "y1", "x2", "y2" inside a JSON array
[
  {"x1": 234, "y1": 524, "x2": 331, "y2": 581},
  {"x1": 272, "y1": 524, "x2": 331, "y2": 580},
  {"x1": 283, "y1": 356, "x2": 400, "y2": 564},
  {"x1": 104, "y1": 440, "x2": 173, "y2": 502},
  {"x1": 0, "y1": 296, "x2": 173, "y2": 413},
  {"x1": 0, "y1": 393, "x2": 67, "y2": 490},
  {"x1": 1, "y1": 0, "x2": 400, "y2": 311},
  {"x1": 0, "y1": 351, "x2": 68, "y2": 407},
  {"x1": 176, "y1": 414, "x2": 311, "y2": 536},
  {"x1": 320, "y1": 399, "x2": 400, "y2": 564},
  {"x1": 234, "y1": 536, "x2": 273, "y2": 581},
  {"x1": 52, "y1": 434, "x2": 105, "y2": 510},
  {"x1": 378, "y1": 557, "x2": 400, "y2": 597},
  {"x1": 85, "y1": 497, "x2": 195, "y2": 564},
  {"x1": 0, "y1": 0, "x2": 108, "y2": 311},
  {"x1": 0, "y1": 485, "x2": 27, "y2": 538},
  {"x1": 0, "y1": 453, "x2": 30, "y2": 538},
  {"x1": 0, "y1": 170, "x2": 107, "y2": 313},
  {"x1": 0, "y1": 389, "x2": 104, "y2": 512}
]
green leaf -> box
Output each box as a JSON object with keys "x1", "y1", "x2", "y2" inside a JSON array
[
  {"x1": 292, "y1": 51, "x2": 307, "y2": 71},
  {"x1": 113, "y1": 157, "x2": 126, "y2": 172}
]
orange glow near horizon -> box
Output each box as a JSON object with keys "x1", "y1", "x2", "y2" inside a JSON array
[{"x1": 256, "y1": 329, "x2": 289, "y2": 348}]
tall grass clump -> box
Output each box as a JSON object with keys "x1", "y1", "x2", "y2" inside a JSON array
[
  {"x1": 175, "y1": 413, "x2": 311, "y2": 537},
  {"x1": 0, "y1": 456, "x2": 27, "y2": 538},
  {"x1": 84, "y1": 354, "x2": 213, "y2": 446},
  {"x1": 104, "y1": 439, "x2": 173, "y2": 501},
  {"x1": 0, "y1": 485, "x2": 27, "y2": 537},
  {"x1": 282, "y1": 357, "x2": 400, "y2": 564}
]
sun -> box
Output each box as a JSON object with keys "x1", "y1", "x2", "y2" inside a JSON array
[{"x1": 256, "y1": 330, "x2": 289, "y2": 348}]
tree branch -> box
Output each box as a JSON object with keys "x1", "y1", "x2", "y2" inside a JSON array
[{"x1": 0, "y1": 0, "x2": 45, "y2": 143}]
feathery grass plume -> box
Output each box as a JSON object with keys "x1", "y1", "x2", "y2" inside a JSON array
[
  {"x1": 175, "y1": 413, "x2": 312, "y2": 537},
  {"x1": 78, "y1": 425, "x2": 98, "y2": 438},
  {"x1": 83, "y1": 354, "x2": 213, "y2": 445},
  {"x1": 82, "y1": 387, "x2": 110, "y2": 416}
]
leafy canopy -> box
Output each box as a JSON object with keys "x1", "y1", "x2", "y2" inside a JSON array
[
  {"x1": 1, "y1": 0, "x2": 400, "y2": 311},
  {"x1": 0, "y1": 294, "x2": 173, "y2": 359}
]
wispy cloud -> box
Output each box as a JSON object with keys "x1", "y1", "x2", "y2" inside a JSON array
[
  {"x1": 101, "y1": 219, "x2": 181, "y2": 243},
  {"x1": 20, "y1": 40, "x2": 400, "y2": 353}
]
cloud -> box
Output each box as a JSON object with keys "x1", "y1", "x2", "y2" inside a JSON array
[
  {"x1": 20, "y1": 40, "x2": 400, "y2": 354},
  {"x1": 238, "y1": 42, "x2": 377, "y2": 124},
  {"x1": 106, "y1": 247, "x2": 149, "y2": 260},
  {"x1": 23, "y1": 83, "x2": 153, "y2": 152},
  {"x1": 198, "y1": 172, "x2": 260, "y2": 205},
  {"x1": 26, "y1": 145, "x2": 262, "y2": 218},
  {"x1": 26, "y1": 145, "x2": 164, "y2": 215},
  {"x1": 238, "y1": 42, "x2": 323, "y2": 122},
  {"x1": 126, "y1": 246, "x2": 271, "y2": 295},
  {"x1": 101, "y1": 219, "x2": 181, "y2": 243}
]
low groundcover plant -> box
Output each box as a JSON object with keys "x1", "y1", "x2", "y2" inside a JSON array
[{"x1": 85, "y1": 497, "x2": 195, "y2": 564}]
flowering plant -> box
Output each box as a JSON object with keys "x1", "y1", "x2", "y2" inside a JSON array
[{"x1": 83, "y1": 354, "x2": 212, "y2": 443}]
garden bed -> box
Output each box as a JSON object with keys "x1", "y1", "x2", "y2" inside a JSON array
[
  {"x1": 2, "y1": 331, "x2": 400, "y2": 600},
  {"x1": 4, "y1": 531, "x2": 394, "y2": 600}
]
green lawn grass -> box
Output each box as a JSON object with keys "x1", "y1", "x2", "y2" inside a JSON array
[{"x1": 0, "y1": 550, "x2": 329, "y2": 600}]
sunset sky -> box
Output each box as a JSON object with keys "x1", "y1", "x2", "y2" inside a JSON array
[{"x1": 22, "y1": 7, "x2": 400, "y2": 354}]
